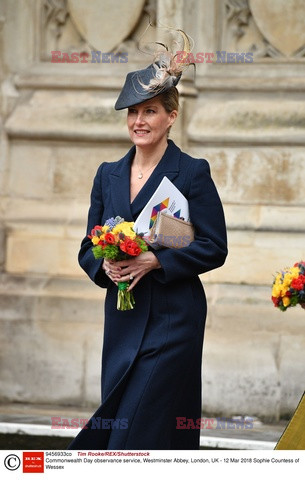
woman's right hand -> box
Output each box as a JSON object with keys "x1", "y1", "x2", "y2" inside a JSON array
[{"x1": 102, "y1": 259, "x2": 121, "y2": 285}]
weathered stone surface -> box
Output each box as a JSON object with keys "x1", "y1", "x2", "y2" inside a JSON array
[
  {"x1": 6, "y1": 233, "x2": 81, "y2": 276},
  {"x1": 277, "y1": 335, "x2": 305, "y2": 416},
  {"x1": 204, "y1": 283, "x2": 305, "y2": 335},
  {"x1": 52, "y1": 145, "x2": 129, "y2": 197},
  {"x1": 1, "y1": 0, "x2": 36, "y2": 73},
  {"x1": 223, "y1": 204, "x2": 305, "y2": 232},
  {"x1": 67, "y1": 0, "x2": 145, "y2": 52},
  {"x1": 188, "y1": 100, "x2": 305, "y2": 145},
  {"x1": 202, "y1": 283, "x2": 305, "y2": 418},
  {"x1": 0, "y1": 317, "x2": 84, "y2": 404},
  {"x1": 7, "y1": 141, "x2": 130, "y2": 202},
  {"x1": 0, "y1": 274, "x2": 104, "y2": 406},
  {"x1": 202, "y1": 330, "x2": 281, "y2": 420},
  {"x1": 190, "y1": 146, "x2": 305, "y2": 205},
  {"x1": 249, "y1": 0, "x2": 305, "y2": 56},
  {"x1": 8, "y1": 142, "x2": 53, "y2": 199},
  {"x1": 83, "y1": 331, "x2": 104, "y2": 405},
  {"x1": 0, "y1": 226, "x2": 4, "y2": 271},
  {"x1": 5, "y1": 91, "x2": 128, "y2": 140},
  {"x1": 5, "y1": 221, "x2": 87, "y2": 276},
  {"x1": 203, "y1": 229, "x2": 305, "y2": 285},
  {"x1": 3, "y1": 197, "x2": 89, "y2": 224}
]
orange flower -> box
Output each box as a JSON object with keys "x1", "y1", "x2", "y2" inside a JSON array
[
  {"x1": 104, "y1": 232, "x2": 116, "y2": 244},
  {"x1": 291, "y1": 275, "x2": 305, "y2": 291},
  {"x1": 120, "y1": 238, "x2": 141, "y2": 256}
]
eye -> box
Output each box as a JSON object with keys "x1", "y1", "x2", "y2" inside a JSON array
[
  {"x1": 128, "y1": 108, "x2": 137, "y2": 114},
  {"x1": 146, "y1": 108, "x2": 156, "y2": 114}
]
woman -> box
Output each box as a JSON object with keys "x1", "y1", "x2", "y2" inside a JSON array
[{"x1": 68, "y1": 52, "x2": 227, "y2": 450}]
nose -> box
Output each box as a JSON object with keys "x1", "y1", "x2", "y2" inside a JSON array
[{"x1": 135, "y1": 112, "x2": 145, "y2": 125}]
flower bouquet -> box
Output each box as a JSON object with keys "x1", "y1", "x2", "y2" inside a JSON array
[
  {"x1": 271, "y1": 261, "x2": 305, "y2": 311},
  {"x1": 88, "y1": 216, "x2": 148, "y2": 311}
]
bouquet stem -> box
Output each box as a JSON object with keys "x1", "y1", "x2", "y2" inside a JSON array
[{"x1": 117, "y1": 281, "x2": 135, "y2": 311}]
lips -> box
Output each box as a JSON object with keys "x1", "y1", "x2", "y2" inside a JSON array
[{"x1": 134, "y1": 130, "x2": 150, "y2": 134}]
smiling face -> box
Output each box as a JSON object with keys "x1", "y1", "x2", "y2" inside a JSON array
[{"x1": 127, "y1": 97, "x2": 178, "y2": 149}]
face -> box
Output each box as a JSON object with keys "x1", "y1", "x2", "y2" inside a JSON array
[{"x1": 127, "y1": 98, "x2": 177, "y2": 148}]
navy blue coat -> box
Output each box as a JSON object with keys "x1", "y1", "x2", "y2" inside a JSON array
[{"x1": 67, "y1": 140, "x2": 227, "y2": 450}]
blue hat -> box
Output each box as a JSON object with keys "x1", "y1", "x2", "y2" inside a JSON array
[{"x1": 114, "y1": 61, "x2": 182, "y2": 110}]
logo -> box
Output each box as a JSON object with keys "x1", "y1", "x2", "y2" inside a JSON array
[
  {"x1": 176, "y1": 50, "x2": 254, "y2": 64},
  {"x1": 23, "y1": 452, "x2": 44, "y2": 473},
  {"x1": 176, "y1": 416, "x2": 254, "y2": 429},
  {"x1": 4, "y1": 454, "x2": 21, "y2": 471},
  {"x1": 51, "y1": 51, "x2": 128, "y2": 63},
  {"x1": 51, "y1": 416, "x2": 128, "y2": 429}
]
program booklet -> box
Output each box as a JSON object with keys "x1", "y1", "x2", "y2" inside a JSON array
[{"x1": 133, "y1": 176, "x2": 190, "y2": 247}]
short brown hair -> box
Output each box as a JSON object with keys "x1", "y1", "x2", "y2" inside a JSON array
[{"x1": 157, "y1": 86, "x2": 179, "y2": 112}]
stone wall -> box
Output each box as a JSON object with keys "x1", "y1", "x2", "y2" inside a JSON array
[{"x1": 0, "y1": 0, "x2": 305, "y2": 421}]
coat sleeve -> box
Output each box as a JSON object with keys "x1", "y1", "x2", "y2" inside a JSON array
[
  {"x1": 78, "y1": 163, "x2": 110, "y2": 289},
  {"x1": 152, "y1": 159, "x2": 227, "y2": 284}
]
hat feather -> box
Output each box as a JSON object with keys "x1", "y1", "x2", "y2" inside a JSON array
[{"x1": 139, "y1": 29, "x2": 193, "y2": 93}]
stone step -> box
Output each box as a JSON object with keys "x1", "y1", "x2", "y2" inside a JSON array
[{"x1": 0, "y1": 403, "x2": 286, "y2": 450}]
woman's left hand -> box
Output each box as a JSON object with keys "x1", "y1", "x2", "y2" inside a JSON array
[{"x1": 111, "y1": 252, "x2": 161, "y2": 291}]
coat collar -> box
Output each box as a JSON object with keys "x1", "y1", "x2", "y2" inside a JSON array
[{"x1": 109, "y1": 140, "x2": 181, "y2": 221}]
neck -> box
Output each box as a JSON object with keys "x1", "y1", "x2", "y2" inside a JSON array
[{"x1": 134, "y1": 138, "x2": 169, "y2": 168}]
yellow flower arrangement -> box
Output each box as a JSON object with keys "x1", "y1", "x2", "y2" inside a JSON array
[
  {"x1": 88, "y1": 216, "x2": 148, "y2": 310},
  {"x1": 112, "y1": 221, "x2": 136, "y2": 240},
  {"x1": 271, "y1": 262, "x2": 305, "y2": 311}
]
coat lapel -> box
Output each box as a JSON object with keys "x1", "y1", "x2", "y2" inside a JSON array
[
  {"x1": 109, "y1": 145, "x2": 135, "y2": 221},
  {"x1": 130, "y1": 140, "x2": 181, "y2": 219},
  {"x1": 109, "y1": 140, "x2": 181, "y2": 221}
]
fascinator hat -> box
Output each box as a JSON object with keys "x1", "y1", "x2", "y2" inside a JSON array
[{"x1": 115, "y1": 29, "x2": 193, "y2": 110}]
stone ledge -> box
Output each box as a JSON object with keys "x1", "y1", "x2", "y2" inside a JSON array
[
  {"x1": 2, "y1": 198, "x2": 305, "y2": 232},
  {"x1": 0, "y1": 273, "x2": 104, "y2": 300},
  {"x1": 4, "y1": 90, "x2": 128, "y2": 141},
  {"x1": 197, "y1": 74, "x2": 305, "y2": 92},
  {"x1": 188, "y1": 99, "x2": 305, "y2": 146}
]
